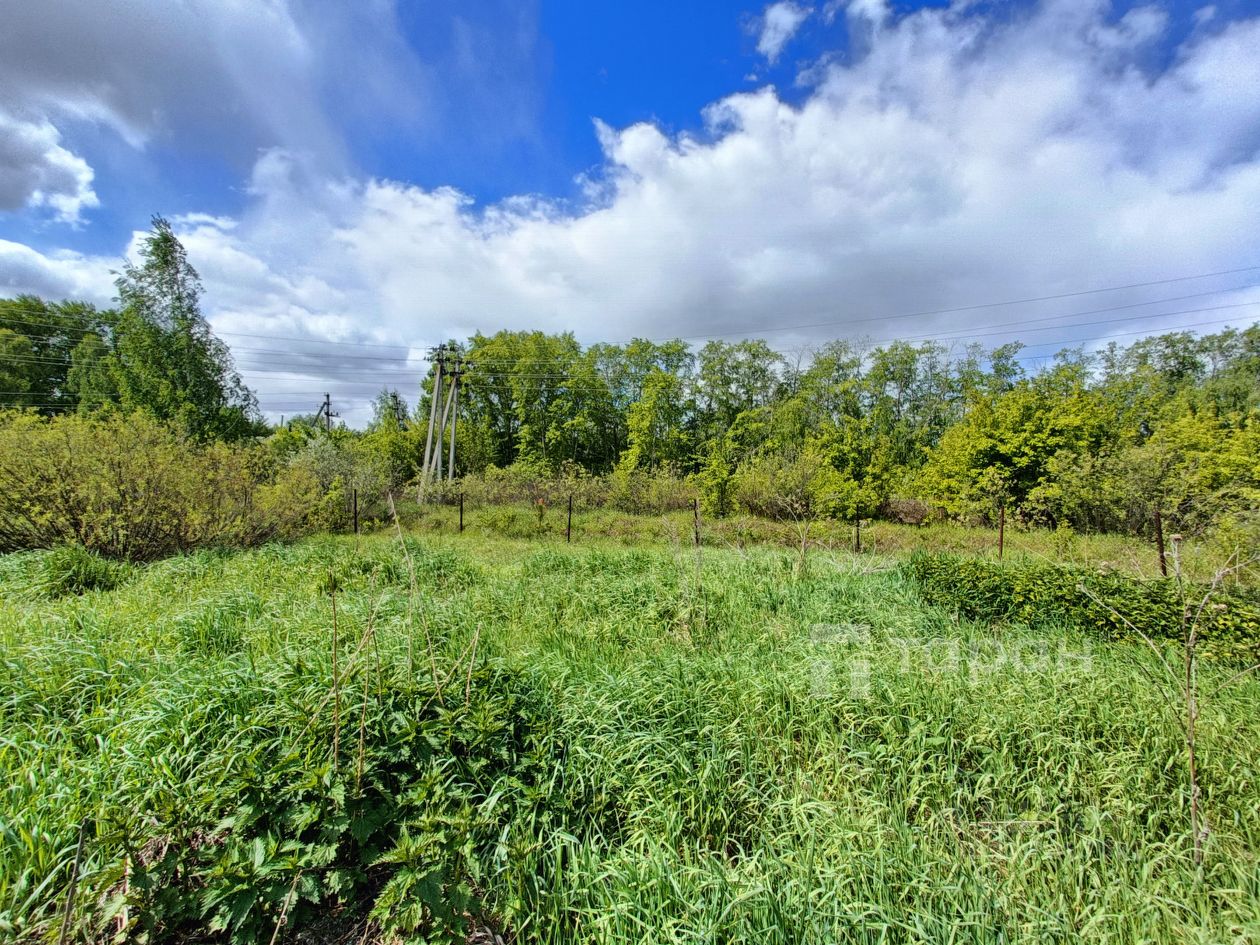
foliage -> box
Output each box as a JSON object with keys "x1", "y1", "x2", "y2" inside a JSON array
[
  {"x1": 0, "y1": 411, "x2": 317, "y2": 560},
  {"x1": 733, "y1": 443, "x2": 846, "y2": 521},
  {"x1": 606, "y1": 466, "x2": 696, "y2": 515},
  {"x1": 36, "y1": 544, "x2": 134, "y2": 597},
  {"x1": 0, "y1": 296, "x2": 113, "y2": 412},
  {"x1": 906, "y1": 551, "x2": 1260, "y2": 662},
  {"x1": 4, "y1": 534, "x2": 1260, "y2": 943},
  {"x1": 4, "y1": 258, "x2": 1257, "y2": 551},
  {"x1": 110, "y1": 216, "x2": 260, "y2": 440},
  {"x1": 0, "y1": 222, "x2": 258, "y2": 438}
]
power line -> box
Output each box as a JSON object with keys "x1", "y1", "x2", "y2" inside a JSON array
[
  {"x1": 5, "y1": 312, "x2": 1250, "y2": 398},
  {"x1": 3, "y1": 262, "x2": 1259, "y2": 351},
  {"x1": 9, "y1": 292, "x2": 1260, "y2": 374},
  {"x1": 4, "y1": 301, "x2": 1257, "y2": 377},
  {"x1": 660, "y1": 264, "x2": 1260, "y2": 341}
]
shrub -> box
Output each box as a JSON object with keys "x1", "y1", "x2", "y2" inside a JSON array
[
  {"x1": 606, "y1": 468, "x2": 695, "y2": 515},
  {"x1": 451, "y1": 460, "x2": 612, "y2": 511},
  {"x1": 0, "y1": 411, "x2": 319, "y2": 561},
  {"x1": 881, "y1": 497, "x2": 930, "y2": 526},
  {"x1": 905, "y1": 551, "x2": 1260, "y2": 661},
  {"x1": 733, "y1": 449, "x2": 853, "y2": 522}
]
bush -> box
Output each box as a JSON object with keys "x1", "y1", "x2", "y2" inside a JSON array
[
  {"x1": 732, "y1": 449, "x2": 855, "y2": 522},
  {"x1": 905, "y1": 551, "x2": 1260, "y2": 661},
  {"x1": 881, "y1": 497, "x2": 930, "y2": 525},
  {"x1": 0, "y1": 411, "x2": 319, "y2": 561},
  {"x1": 451, "y1": 460, "x2": 612, "y2": 511},
  {"x1": 607, "y1": 468, "x2": 695, "y2": 515}
]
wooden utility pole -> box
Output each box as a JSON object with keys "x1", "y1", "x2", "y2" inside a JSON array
[
  {"x1": 421, "y1": 344, "x2": 465, "y2": 493},
  {"x1": 447, "y1": 356, "x2": 459, "y2": 482},
  {"x1": 421, "y1": 346, "x2": 445, "y2": 492},
  {"x1": 432, "y1": 373, "x2": 456, "y2": 482},
  {"x1": 315, "y1": 393, "x2": 337, "y2": 433},
  {"x1": 567, "y1": 494, "x2": 573, "y2": 543}
]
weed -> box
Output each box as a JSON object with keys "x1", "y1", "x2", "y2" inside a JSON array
[{"x1": 2, "y1": 533, "x2": 1259, "y2": 943}]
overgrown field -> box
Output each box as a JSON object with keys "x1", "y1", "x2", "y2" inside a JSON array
[
  {"x1": 2, "y1": 533, "x2": 1259, "y2": 943},
  {"x1": 405, "y1": 500, "x2": 1253, "y2": 585}
]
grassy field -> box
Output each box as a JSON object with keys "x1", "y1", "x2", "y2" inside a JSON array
[
  {"x1": 2, "y1": 530, "x2": 1259, "y2": 943},
  {"x1": 403, "y1": 500, "x2": 1250, "y2": 585}
]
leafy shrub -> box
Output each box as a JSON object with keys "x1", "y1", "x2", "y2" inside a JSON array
[
  {"x1": 451, "y1": 460, "x2": 612, "y2": 511},
  {"x1": 0, "y1": 411, "x2": 320, "y2": 561},
  {"x1": 905, "y1": 552, "x2": 1260, "y2": 661},
  {"x1": 115, "y1": 661, "x2": 553, "y2": 944},
  {"x1": 606, "y1": 468, "x2": 694, "y2": 515},
  {"x1": 733, "y1": 448, "x2": 856, "y2": 521}
]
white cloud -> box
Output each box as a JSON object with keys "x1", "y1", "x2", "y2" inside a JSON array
[
  {"x1": 5, "y1": 0, "x2": 1260, "y2": 424},
  {"x1": 824, "y1": 0, "x2": 888, "y2": 27},
  {"x1": 758, "y1": 2, "x2": 813, "y2": 63},
  {"x1": 0, "y1": 111, "x2": 98, "y2": 223},
  {"x1": 0, "y1": 0, "x2": 443, "y2": 228},
  {"x1": 0, "y1": 239, "x2": 115, "y2": 301}
]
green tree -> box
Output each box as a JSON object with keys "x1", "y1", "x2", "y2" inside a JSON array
[
  {"x1": 0, "y1": 295, "x2": 113, "y2": 411},
  {"x1": 0, "y1": 329, "x2": 35, "y2": 406},
  {"x1": 618, "y1": 368, "x2": 689, "y2": 472},
  {"x1": 360, "y1": 388, "x2": 421, "y2": 489},
  {"x1": 66, "y1": 331, "x2": 117, "y2": 410},
  {"x1": 110, "y1": 216, "x2": 259, "y2": 440},
  {"x1": 695, "y1": 339, "x2": 781, "y2": 442},
  {"x1": 919, "y1": 363, "x2": 1112, "y2": 523}
]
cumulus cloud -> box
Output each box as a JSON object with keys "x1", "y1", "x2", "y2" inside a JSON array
[
  {"x1": 757, "y1": 2, "x2": 813, "y2": 62},
  {"x1": 5, "y1": 0, "x2": 1260, "y2": 423},
  {"x1": 0, "y1": 0, "x2": 438, "y2": 226},
  {"x1": 0, "y1": 239, "x2": 114, "y2": 301},
  {"x1": 0, "y1": 111, "x2": 97, "y2": 223}
]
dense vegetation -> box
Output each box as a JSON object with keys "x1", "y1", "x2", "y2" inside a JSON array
[
  {"x1": 3, "y1": 221, "x2": 1258, "y2": 561},
  {"x1": 3, "y1": 222, "x2": 1258, "y2": 942},
  {"x1": 1, "y1": 216, "x2": 258, "y2": 440},
  {"x1": 3, "y1": 533, "x2": 1259, "y2": 943}
]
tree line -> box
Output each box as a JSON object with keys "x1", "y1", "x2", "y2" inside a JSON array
[
  {"x1": 0, "y1": 216, "x2": 259, "y2": 440},
  {"x1": 2, "y1": 218, "x2": 1257, "y2": 547}
]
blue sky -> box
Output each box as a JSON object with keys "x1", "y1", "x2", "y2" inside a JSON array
[
  {"x1": 4, "y1": 0, "x2": 854, "y2": 249},
  {"x1": 8, "y1": 0, "x2": 1236, "y2": 248},
  {"x1": 2, "y1": 0, "x2": 1259, "y2": 421}
]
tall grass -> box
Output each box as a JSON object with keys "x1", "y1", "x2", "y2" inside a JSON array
[
  {"x1": 402, "y1": 501, "x2": 1248, "y2": 585},
  {"x1": 1, "y1": 534, "x2": 1258, "y2": 942}
]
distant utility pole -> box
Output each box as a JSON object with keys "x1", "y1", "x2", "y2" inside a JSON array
[
  {"x1": 421, "y1": 343, "x2": 466, "y2": 497},
  {"x1": 315, "y1": 392, "x2": 338, "y2": 433},
  {"x1": 447, "y1": 355, "x2": 460, "y2": 483},
  {"x1": 421, "y1": 346, "x2": 445, "y2": 491}
]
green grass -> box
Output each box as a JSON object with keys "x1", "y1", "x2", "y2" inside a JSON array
[
  {"x1": 402, "y1": 500, "x2": 1249, "y2": 585},
  {"x1": 2, "y1": 531, "x2": 1259, "y2": 942}
]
